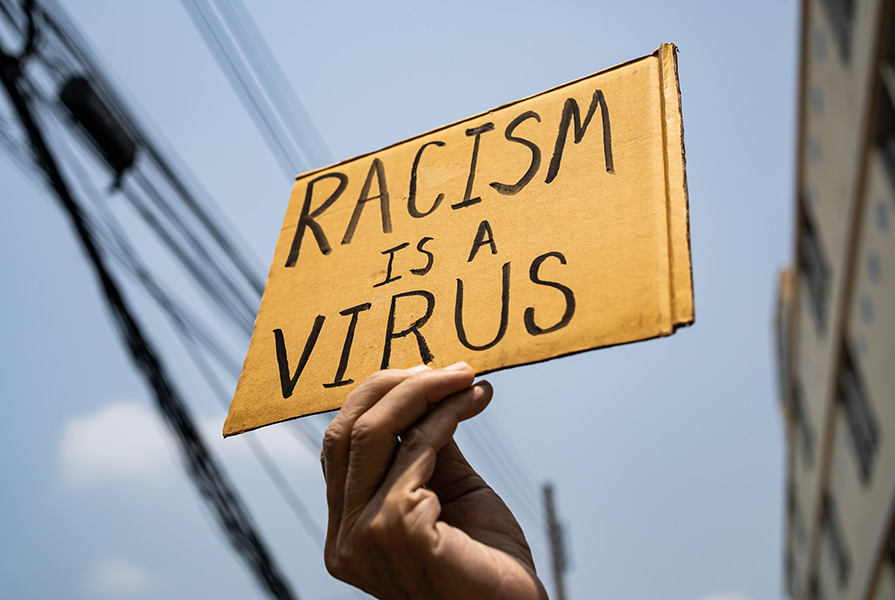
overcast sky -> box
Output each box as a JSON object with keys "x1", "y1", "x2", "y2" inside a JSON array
[{"x1": 0, "y1": 1, "x2": 799, "y2": 599}]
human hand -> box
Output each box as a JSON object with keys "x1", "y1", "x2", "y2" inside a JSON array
[{"x1": 321, "y1": 362, "x2": 547, "y2": 600}]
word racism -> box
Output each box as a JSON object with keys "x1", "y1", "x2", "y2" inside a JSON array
[
  {"x1": 284, "y1": 89, "x2": 612, "y2": 269},
  {"x1": 225, "y1": 45, "x2": 692, "y2": 435}
]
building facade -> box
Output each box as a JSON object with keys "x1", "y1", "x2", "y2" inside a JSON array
[{"x1": 777, "y1": 1, "x2": 895, "y2": 599}]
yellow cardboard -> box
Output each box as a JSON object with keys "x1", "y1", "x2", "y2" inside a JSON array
[{"x1": 224, "y1": 44, "x2": 693, "y2": 436}]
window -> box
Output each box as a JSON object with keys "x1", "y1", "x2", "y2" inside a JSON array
[
  {"x1": 838, "y1": 343, "x2": 879, "y2": 483},
  {"x1": 821, "y1": 0, "x2": 855, "y2": 62},
  {"x1": 823, "y1": 495, "x2": 851, "y2": 589},
  {"x1": 799, "y1": 192, "x2": 830, "y2": 333}
]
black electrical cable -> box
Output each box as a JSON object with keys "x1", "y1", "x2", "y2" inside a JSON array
[
  {"x1": 0, "y1": 41, "x2": 298, "y2": 600},
  {"x1": 31, "y1": 0, "x2": 267, "y2": 298},
  {"x1": 46, "y1": 113, "x2": 326, "y2": 546},
  {"x1": 190, "y1": 342, "x2": 325, "y2": 547},
  {"x1": 17, "y1": 0, "x2": 547, "y2": 537},
  {"x1": 0, "y1": 114, "x2": 39, "y2": 177},
  {"x1": 120, "y1": 173, "x2": 257, "y2": 334},
  {"x1": 3, "y1": 0, "x2": 333, "y2": 583},
  {"x1": 39, "y1": 77, "x2": 329, "y2": 470},
  {"x1": 5, "y1": 0, "x2": 548, "y2": 564},
  {"x1": 46, "y1": 114, "x2": 245, "y2": 375}
]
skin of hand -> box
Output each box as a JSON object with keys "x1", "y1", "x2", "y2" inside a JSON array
[{"x1": 320, "y1": 362, "x2": 548, "y2": 600}]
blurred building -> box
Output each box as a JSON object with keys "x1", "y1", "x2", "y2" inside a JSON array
[{"x1": 776, "y1": 1, "x2": 895, "y2": 599}]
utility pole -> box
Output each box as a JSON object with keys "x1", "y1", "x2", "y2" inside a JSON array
[{"x1": 543, "y1": 482, "x2": 569, "y2": 600}]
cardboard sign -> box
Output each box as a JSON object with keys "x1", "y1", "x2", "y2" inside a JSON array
[{"x1": 224, "y1": 44, "x2": 693, "y2": 436}]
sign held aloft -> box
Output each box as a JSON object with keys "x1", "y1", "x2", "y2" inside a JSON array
[{"x1": 224, "y1": 44, "x2": 693, "y2": 436}]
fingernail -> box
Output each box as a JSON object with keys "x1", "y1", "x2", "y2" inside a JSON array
[
  {"x1": 406, "y1": 364, "x2": 429, "y2": 373},
  {"x1": 444, "y1": 361, "x2": 469, "y2": 371}
]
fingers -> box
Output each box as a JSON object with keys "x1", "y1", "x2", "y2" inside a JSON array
[
  {"x1": 341, "y1": 363, "x2": 475, "y2": 514},
  {"x1": 321, "y1": 366, "x2": 548, "y2": 600},
  {"x1": 322, "y1": 367, "x2": 421, "y2": 477},
  {"x1": 322, "y1": 367, "x2": 419, "y2": 542},
  {"x1": 386, "y1": 380, "x2": 492, "y2": 495}
]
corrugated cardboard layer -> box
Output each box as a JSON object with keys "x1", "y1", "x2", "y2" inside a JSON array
[{"x1": 225, "y1": 43, "x2": 693, "y2": 436}]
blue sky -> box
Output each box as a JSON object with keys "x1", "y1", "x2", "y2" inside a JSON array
[{"x1": 0, "y1": 1, "x2": 798, "y2": 599}]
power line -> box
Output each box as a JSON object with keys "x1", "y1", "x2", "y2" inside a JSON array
[
  {"x1": 0, "y1": 1, "x2": 330, "y2": 595},
  {"x1": 3, "y1": 0, "x2": 550, "y2": 585},
  {"x1": 179, "y1": 0, "x2": 332, "y2": 178},
  {"x1": 35, "y1": 0, "x2": 267, "y2": 298},
  {"x1": 181, "y1": 0, "x2": 304, "y2": 179},
  {"x1": 43, "y1": 72, "x2": 327, "y2": 549},
  {"x1": 469, "y1": 413, "x2": 546, "y2": 525},
  {"x1": 19, "y1": 0, "x2": 331, "y2": 472},
  {"x1": 459, "y1": 422, "x2": 545, "y2": 528},
  {"x1": 0, "y1": 37, "x2": 298, "y2": 600},
  {"x1": 186, "y1": 325, "x2": 325, "y2": 547},
  {"x1": 213, "y1": 0, "x2": 331, "y2": 167}
]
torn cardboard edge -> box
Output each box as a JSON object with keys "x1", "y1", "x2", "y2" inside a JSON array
[{"x1": 658, "y1": 44, "x2": 694, "y2": 328}]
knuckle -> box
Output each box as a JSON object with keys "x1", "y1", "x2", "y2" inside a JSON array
[
  {"x1": 322, "y1": 422, "x2": 342, "y2": 452},
  {"x1": 342, "y1": 369, "x2": 407, "y2": 408},
  {"x1": 344, "y1": 372, "x2": 387, "y2": 405},
  {"x1": 349, "y1": 417, "x2": 381, "y2": 447},
  {"x1": 320, "y1": 422, "x2": 345, "y2": 471},
  {"x1": 361, "y1": 368, "x2": 404, "y2": 389},
  {"x1": 367, "y1": 369, "x2": 395, "y2": 382}
]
